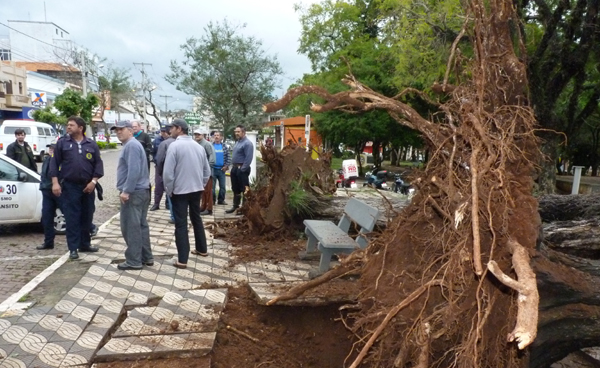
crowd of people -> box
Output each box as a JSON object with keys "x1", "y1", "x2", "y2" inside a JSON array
[{"x1": 9, "y1": 117, "x2": 254, "y2": 270}]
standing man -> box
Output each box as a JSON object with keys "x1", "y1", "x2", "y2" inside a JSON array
[
  {"x1": 225, "y1": 125, "x2": 254, "y2": 214},
  {"x1": 163, "y1": 119, "x2": 211, "y2": 268},
  {"x1": 111, "y1": 121, "x2": 153, "y2": 270},
  {"x1": 212, "y1": 131, "x2": 230, "y2": 205},
  {"x1": 131, "y1": 120, "x2": 152, "y2": 171},
  {"x1": 155, "y1": 126, "x2": 176, "y2": 220},
  {"x1": 150, "y1": 127, "x2": 170, "y2": 211},
  {"x1": 6, "y1": 128, "x2": 38, "y2": 172},
  {"x1": 193, "y1": 129, "x2": 215, "y2": 215},
  {"x1": 50, "y1": 116, "x2": 103, "y2": 260},
  {"x1": 37, "y1": 142, "x2": 59, "y2": 250}
]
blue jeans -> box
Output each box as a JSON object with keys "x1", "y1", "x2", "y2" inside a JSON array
[
  {"x1": 61, "y1": 181, "x2": 95, "y2": 252},
  {"x1": 212, "y1": 168, "x2": 226, "y2": 203},
  {"x1": 41, "y1": 189, "x2": 61, "y2": 247},
  {"x1": 171, "y1": 191, "x2": 207, "y2": 264}
]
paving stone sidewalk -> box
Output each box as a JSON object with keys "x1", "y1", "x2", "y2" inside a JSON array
[{"x1": 0, "y1": 206, "x2": 315, "y2": 368}]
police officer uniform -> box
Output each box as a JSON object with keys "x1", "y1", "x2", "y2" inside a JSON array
[{"x1": 50, "y1": 135, "x2": 104, "y2": 258}]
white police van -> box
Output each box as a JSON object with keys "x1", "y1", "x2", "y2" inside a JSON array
[
  {"x1": 0, "y1": 153, "x2": 65, "y2": 233},
  {"x1": 0, "y1": 120, "x2": 60, "y2": 162}
]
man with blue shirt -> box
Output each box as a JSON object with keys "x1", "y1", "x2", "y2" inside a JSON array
[
  {"x1": 112, "y1": 120, "x2": 153, "y2": 270},
  {"x1": 212, "y1": 131, "x2": 231, "y2": 206},
  {"x1": 225, "y1": 125, "x2": 254, "y2": 214},
  {"x1": 50, "y1": 116, "x2": 104, "y2": 260},
  {"x1": 37, "y1": 142, "x2": 60, "y2": 250}
]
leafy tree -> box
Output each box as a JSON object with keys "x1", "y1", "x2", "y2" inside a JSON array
[
  {"x1": 32, "y1": 89, "x2": 100, "y2": 128},
  {"x1": 98, "y1": 66, "x2": 133, "y2": 112},
  {"x1": 166, "y1": 19, "x2": 283, "y2": 135}
]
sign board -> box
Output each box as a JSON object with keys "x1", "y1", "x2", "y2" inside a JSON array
[
  {"x1": 184, "y1": 112, "x2": 202, "y2": 125},
  {"x1": 31, "y1": 92, "x2": 47, "y2": 107},
  {"x1": 342, "y1": 159, "x2": 359, "y2": 179},
  {"x1": 304, "y1": 114, "x2": 311, "y2": 151},
  {"x1": 103, "y1": 110, "x2": 116, "y2": 125}
]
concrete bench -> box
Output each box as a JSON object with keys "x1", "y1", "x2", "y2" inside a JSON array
[{"x1": 301, "y1": 198, "x2": 381, "y2": 274}]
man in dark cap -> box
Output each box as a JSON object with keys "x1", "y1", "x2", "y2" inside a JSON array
[{"x1": 50, "y1": 116, "x2": 104, "y2": 260}]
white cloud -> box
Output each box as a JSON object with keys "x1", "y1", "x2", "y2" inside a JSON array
[{"x1": 1, "y1": 0, "x2": 319, "y2": 110}]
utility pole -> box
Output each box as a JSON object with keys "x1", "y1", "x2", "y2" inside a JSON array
[
  {"x1": 159, "y1": 95, "x2": 172, "y2": 120},
  {"x1": 81, "y1": 51, "x2": 87, "y2": 97},
  {"x1": 133, "y1": 62, "x2": 152, "y2": 127}
]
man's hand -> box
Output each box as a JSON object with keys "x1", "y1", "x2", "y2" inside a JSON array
[
  {"x1": 120, "y1": 192, "x2": 130, "y2": 204},
  {"x1": 222, "y1": 166, "x2": 228, "y2": 172},
  {"x1": 83, "y1": 181, "x2": 95, "y2": 194},
  {"x1": 52, "y1": 182, "x2": 61, "y2": 197}
]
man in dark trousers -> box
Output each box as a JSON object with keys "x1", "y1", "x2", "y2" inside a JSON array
[
  {"x1": 6, "y1": 128, "x2": 38, "y2": 172},
  {"x1": 50, "y1": 116, "x2": 104, "y2": 260},
  {"x1": 132, "y1": 120, "x2": 152, "y2": 171},
  {"x1": 155, "y1": 125, "x2": 176, "y2": 220},
  {"x1": 150, "y1": 127, "x2": 170, "y2": 211},
  {"x1": 225, "y1": 125, "x2": 254, "y2": 214},
  {"x1": 37, "y1": 142, "x2": 59, "y2": 250}
]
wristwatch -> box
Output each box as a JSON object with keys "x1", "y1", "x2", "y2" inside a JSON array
[{"x1": 91, "y1": 179, "x2": 98, "y2": 185}]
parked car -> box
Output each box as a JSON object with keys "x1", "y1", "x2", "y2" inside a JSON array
[
  {"x1": 0, "y1": 153, "x2": 65, "y2": 234},
  {"x1": 0, "y1": 120, "x2": 60, "y2": 162}
]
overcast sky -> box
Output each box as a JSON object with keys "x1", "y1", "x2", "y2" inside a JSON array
[{"x1": 0, "y1": 0, "x2": 318, "y2": 111}]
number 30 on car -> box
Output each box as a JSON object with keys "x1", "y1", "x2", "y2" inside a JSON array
[{"x1": 0, "y1": 154, "x2": 65, "y2": 234}]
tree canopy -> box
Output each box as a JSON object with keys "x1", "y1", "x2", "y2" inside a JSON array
[
  {"x1": 166, "y1": 20, "x2": 283, "y2": 135},
  {"x1": 32, "y1": 89, "x2": 100, "y2": 127}
]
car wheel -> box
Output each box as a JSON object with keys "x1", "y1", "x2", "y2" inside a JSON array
[
  {"x1": 54, "y1": 208, "x2": 66, "y2": 235},
  {"x1": 336, "y1": 182, "x2": 341, "y2": 188}
]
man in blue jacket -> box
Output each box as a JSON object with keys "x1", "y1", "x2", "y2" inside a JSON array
[
  {"x1": 37, "y1": 142, "x2": 60, "y2": 250},
  {"x1": 212, "y1": 131, "x2": 231, "y2": 205},
  {"x1": 225, "y1": 125, "x2": 253, "y2": 214},
  {"x1": 50, "y1": 116, "x2": 104, "y2": 260}
]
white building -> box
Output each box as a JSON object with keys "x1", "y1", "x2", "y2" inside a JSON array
[
  {"x1": 6, "y1": 21, "x2": 73, "y2": 63},
  {"x1": 26, "y1": 70, "x2": 74, "y2": 106}
]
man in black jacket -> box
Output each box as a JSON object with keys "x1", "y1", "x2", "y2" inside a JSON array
[
  {"x1": 132, "y1": 120, "x2": 152, "y2": 172},
  {"x1": 37, "y1": 142, "x2": 59, "y2": 250},
  {"x1": 6, "y1": 128, "x2": 38, "y2": 172}
]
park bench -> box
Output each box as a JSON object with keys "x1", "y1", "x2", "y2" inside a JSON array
[{"x1": 301, "y1": 198, "x2": 381, "y2": 275}]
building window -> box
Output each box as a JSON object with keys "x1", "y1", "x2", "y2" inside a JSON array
[
  {"x1": 0, "y1": 49, "x2": 11, "y2": 60},
  {"x1": 6, "y1": 81, "x2": 13, "y2": 94},
  {"x1": 61, "y1": 31, "x2": 63, "y2": 37},
  {"x1": 56, "y1": 29, "x2": 58, "y2": 35},
  {"x1": 18, "y1": 82, "x2": 23, "y2": 94}
]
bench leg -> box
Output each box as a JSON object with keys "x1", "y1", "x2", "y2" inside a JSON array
[
  {"x1": 299, "y1": 231, "x2": 321, "y2": 260},
  {"x1": 319, "y1": 249, "x2": 335, "y2": 273},
  {"x1": 305, "y1": 231, "x2": 318, "y2": 253}
]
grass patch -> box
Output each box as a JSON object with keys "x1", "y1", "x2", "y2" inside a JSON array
[
  {"x1": 287, "y1": 180, "x2": 315, "y2": 217},
  {"x1": 18, "y1": 294, "x2": 29, "y2": 302}
]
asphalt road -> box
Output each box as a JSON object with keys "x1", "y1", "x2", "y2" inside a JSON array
[{"x1": 0, "y1": 146, "x2": 132, "y2": 304}]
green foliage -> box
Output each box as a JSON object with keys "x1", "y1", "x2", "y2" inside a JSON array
[
  {"x1": 96, "y1": 141, "x2": 107, "y2": 149},
  {"x1": 287, "y1": 180, "x2": 315, "y2": 217},
  {"x1": 98, "y1": 66, "x2": 133, "y2": 110},
  {"x1": 167, "y1": 19, "x2": 283, "y2": 135},
  {"x1": 32, "y1": 89, "x2": 100, "y2": 126},
  {"x1": 108, "y1": 143, "x2": 118, "y2": 149}
]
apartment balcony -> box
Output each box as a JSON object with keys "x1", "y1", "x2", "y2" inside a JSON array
[{"x1": 5, "y1": 94, "x2": 30, "y2": 107}]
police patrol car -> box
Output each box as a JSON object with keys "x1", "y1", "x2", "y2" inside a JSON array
[{"x1": 0, "y1": 153, "x2": 65, "y2": 233}]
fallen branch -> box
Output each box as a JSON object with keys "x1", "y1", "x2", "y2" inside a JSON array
[
  {"x1": 227, "y1": 325, "x2": 259, "y2": 343},
  {"x1": 487, "y1": 239, "x2": 539, "y2": 349},
  {"x1": 470, "y1": 148, "x2": 483, "y2": 276},
  {"x1": 349, "y1": 279, "x2": 443, "y2": 368},
  {"x1": 266, "y1": 251, "x2": 364, "y2": 306}
]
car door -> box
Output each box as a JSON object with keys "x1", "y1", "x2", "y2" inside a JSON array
[{"x1": 0, "y1": 156, "x2": 39, "y2": 222}]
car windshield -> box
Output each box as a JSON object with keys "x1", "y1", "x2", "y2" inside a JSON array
[{"x1": 4, "y1": 127, "x2": 31, "y2": 135}]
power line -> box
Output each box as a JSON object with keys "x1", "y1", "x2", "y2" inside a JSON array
[{"x1": 0, "y1": 22, "x2": 71, "y2": 52}]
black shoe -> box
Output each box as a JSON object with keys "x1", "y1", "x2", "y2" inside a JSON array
[
  {"x1": 79, "y1": 246, "x2": 99, "y2": 252},
  {"x1": 150, "y1": 204, "x2": 160, "y2": 211},
  {"x1": 37, "y1": 244, "x2": 54, "y2": 250},
  {"x1": 225, "y1": 207, "x2": 238, "y2": 214},
  {"x1": 69, "y1": 250, "x2": 79, "y2": 260},
  {"x1": 90, "y1": 225, "x2": 98, "y2": 237},
  {"x1": 143, "y1": 261, "x2": 154, "y2": 266},
  {"x1": 117, "y1": 262, "x2": 143, "y2": 270},
  {"x1": 217, "y1": 201, "x2": 228, "y2": 205},
  {"x1": 168, "y1": 219, "x2": 175, "y2": 224},
  {"x1": 200, "y1": 210, "x2": 212, "y2": 216}
]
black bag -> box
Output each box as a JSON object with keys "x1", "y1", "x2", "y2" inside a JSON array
[{"x1": 96, "y1": 182, "x2": 103, "y2": 201}]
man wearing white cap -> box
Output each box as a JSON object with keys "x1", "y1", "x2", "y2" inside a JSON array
[{"x1": 193, "y1": 129, "x2": 215, "y2": 215}]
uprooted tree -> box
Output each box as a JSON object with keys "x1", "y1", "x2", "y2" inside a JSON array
[{"x1": 261, "y1": 0, "x2": 599, "y2": 367}]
